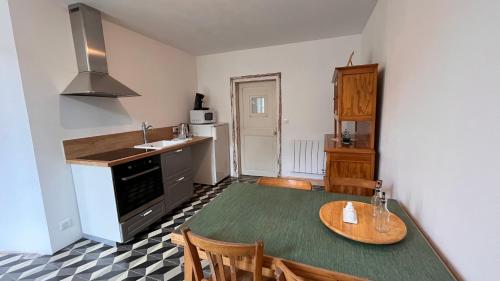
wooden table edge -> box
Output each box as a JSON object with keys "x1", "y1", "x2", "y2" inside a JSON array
[
  {"x1": 170, "y1": 231, "x2": 369, "y2": 281},
  {"x1": 397, "y1": 202, "x2": 461, "y2": 281}
]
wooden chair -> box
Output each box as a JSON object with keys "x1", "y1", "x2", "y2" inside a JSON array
[
  {"x1": 328, "y1": 177, "x2": 382, "y2": 196},
  {"x1": 274, "y1": 259, "x2": 368, "y2": 281},
  {"x1": 181, "y1": 228, "x2": 265, "y2": 281},
  {"x1": 274, "y1": 259, "x2": 305, "y2": 281},
  {"x1": 256, "y1": 177, "x2": 312, "y2": 191}
]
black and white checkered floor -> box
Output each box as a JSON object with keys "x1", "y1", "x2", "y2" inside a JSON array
[{"x1": 0, "y1": 176, "x2": 322, "y2": 281}]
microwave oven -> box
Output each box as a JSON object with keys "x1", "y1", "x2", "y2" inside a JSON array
[{"x1": 190, "y1": 110, "x2": 216, "y2": 124}]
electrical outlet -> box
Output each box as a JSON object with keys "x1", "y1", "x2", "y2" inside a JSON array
[{"x1": 59, "y1": 218, "x2": 72, "y2": 231}]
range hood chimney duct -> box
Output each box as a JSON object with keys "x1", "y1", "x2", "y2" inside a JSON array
[{"x1": 61, "y1": 3, "x2": 140, "y2": 97}]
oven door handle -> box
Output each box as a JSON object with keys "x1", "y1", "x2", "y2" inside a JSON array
[{"x1": 121, "y1": 166, "x2": 160, "y2": 182}]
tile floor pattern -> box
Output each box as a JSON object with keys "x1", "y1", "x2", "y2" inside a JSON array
[{"x1": 0, "y1": 176, "x2": 323, "y2": 281}]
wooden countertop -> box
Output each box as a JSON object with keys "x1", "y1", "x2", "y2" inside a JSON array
[
  {"x1": 67, "y1": 136, "x2": 212, "y2": 167},
  {"x1": 324, "y1": 134, "x2": 375, "y2": 153}
]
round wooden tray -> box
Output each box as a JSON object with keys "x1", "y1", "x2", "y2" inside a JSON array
[{"x1": 319, "y1": 201, "x2": 407, "y2": 244}]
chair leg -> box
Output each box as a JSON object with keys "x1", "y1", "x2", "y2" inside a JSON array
[{"x1": 184, "y1": 249, "x2": 194, "y2": 281}]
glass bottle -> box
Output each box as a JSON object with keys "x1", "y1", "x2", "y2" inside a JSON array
[
  {"x1": 371, "y1": 188, "x2": 381, "y2": 217},
  {"x1": 375, "y1": 194, "x2": 390, "y2": 233}
]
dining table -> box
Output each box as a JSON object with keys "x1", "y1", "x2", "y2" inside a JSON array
[{"x1": 171, "y1": 182, "x2": 457, "y2": 281}]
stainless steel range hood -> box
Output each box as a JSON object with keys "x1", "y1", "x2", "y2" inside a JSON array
[{"x1": 61, "y1": 3, "x2": 140, "y2": 98}]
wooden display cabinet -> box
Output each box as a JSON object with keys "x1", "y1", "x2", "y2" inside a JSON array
[{"x1": 325, "y1": 64, "x2": 378, "y2": 196}]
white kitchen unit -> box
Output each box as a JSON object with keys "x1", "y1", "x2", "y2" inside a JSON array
[
  {"x1": 70, "y1": 148, "x2": 194, "y2": 245},
  {"x1": 191, "y1": 123, "x2": 230, "y2": 185},
  {"x1": 70, "y1": 158, "x2": 166, "y2": 245}
]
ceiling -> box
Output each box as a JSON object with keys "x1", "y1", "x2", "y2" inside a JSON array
[{"x1": 67, "y1": 0, "x2": 377, "y2": 55}]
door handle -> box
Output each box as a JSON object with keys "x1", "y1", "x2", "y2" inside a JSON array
[
  {"x1": 273, "y1": 130, "x2": 277, "y2": 136},
  {"x1": 175, "y1": 149, "x2": 183, "y2": 153},
  {"x1": 142, "y1": 209, "x2": 153, "y2": 217},
  {"x1": 177, "y1": 176, "x2": 185, "y2": 182}
]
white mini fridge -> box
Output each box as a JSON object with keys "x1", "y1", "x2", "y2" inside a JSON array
[{"x1": 190, "y1": 123, "x2": 230, "y2": 185}]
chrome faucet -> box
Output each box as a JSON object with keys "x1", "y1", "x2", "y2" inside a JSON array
[{"x1": 141, "y1": 121, "x2": 153, "y2": 144}]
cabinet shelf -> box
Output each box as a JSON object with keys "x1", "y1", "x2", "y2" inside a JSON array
[{"x1": 324, "y1": 134, "x2": 373, "y2": 152}]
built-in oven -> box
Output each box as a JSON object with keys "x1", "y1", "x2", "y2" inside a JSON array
[{"x1": 112, "y1": 155, "x2": 164, "y2": 220}]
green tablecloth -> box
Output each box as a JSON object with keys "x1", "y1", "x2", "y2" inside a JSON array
[{"x1": 178, "y1": 183, "x2": 455, "y2": 281}]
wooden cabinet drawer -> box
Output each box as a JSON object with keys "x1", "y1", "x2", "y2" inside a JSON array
[
  {"x1": 331, "y1": 152, "x2": 373, "y2": 162},
  {"x1": 161, "y1": 147, "x2": 192, "y2": 177},
  {"x1": 120, "y1": 200, "x2": 165, "y2": 241},
  {"x1": 331, "y1": 161, "x2": 373, "y2": 179},
  {"x1": 325, "y1": 150, "x2": 375, "y2": 196}
]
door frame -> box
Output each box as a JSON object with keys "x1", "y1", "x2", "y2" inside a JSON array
[{"x1": 230, "y1": 73, "x2": 282, "y2": 177}]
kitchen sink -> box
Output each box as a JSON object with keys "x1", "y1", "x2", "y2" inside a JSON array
[{"x1": 134, "y1": 138, "x2": 191, "y2": 150}]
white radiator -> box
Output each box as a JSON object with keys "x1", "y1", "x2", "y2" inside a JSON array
[{"x1": 291, "y1": 139, "x2": 326, "y2": 175}]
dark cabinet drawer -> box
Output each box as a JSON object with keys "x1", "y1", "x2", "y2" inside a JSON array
[
  {"x1": 161, "y1": 147, "x2": 192, "y2": 177},
  {"x1": 120, "y1": 200, "x2": 165, "y2": 241},
  {"x1": 165, "y1": 169, "x2": 193, "y2": 212}
]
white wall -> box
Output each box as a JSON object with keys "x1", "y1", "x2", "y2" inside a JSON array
[
  {"x1": 0, "y1": 0, "x2": 52, "y2": 254},
  {"x1": 360, "y1": 1, "x2": 500, "y2": 280},
  {"x1": 6, "y1": 0, "x2": 197, "y2": 254},
  {"x1": 196, "y1": 35, "x2": 361, "y2": 177}
]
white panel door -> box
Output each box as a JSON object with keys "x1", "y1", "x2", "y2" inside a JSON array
[{"x1": 239, "y1": 81, "x2": 277, "y2": 176}]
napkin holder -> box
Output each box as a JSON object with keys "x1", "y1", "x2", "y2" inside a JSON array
[{"x1": 343, "y1": 202, "x2": 358, "y2": 224}]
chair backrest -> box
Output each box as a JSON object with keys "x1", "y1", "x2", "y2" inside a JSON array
[
  {"x1": 329, "y1": 177, "x2": 382, "y2": 196},
  {"x1": 274, "y1": 259, "x2": 368, "y2": 281},
  {"x1": 182, "y1": 228, "x2": 264, "y2": 281},
  {"x1": 257, "y1": 177, "x2": 312, "y2": 191}
]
